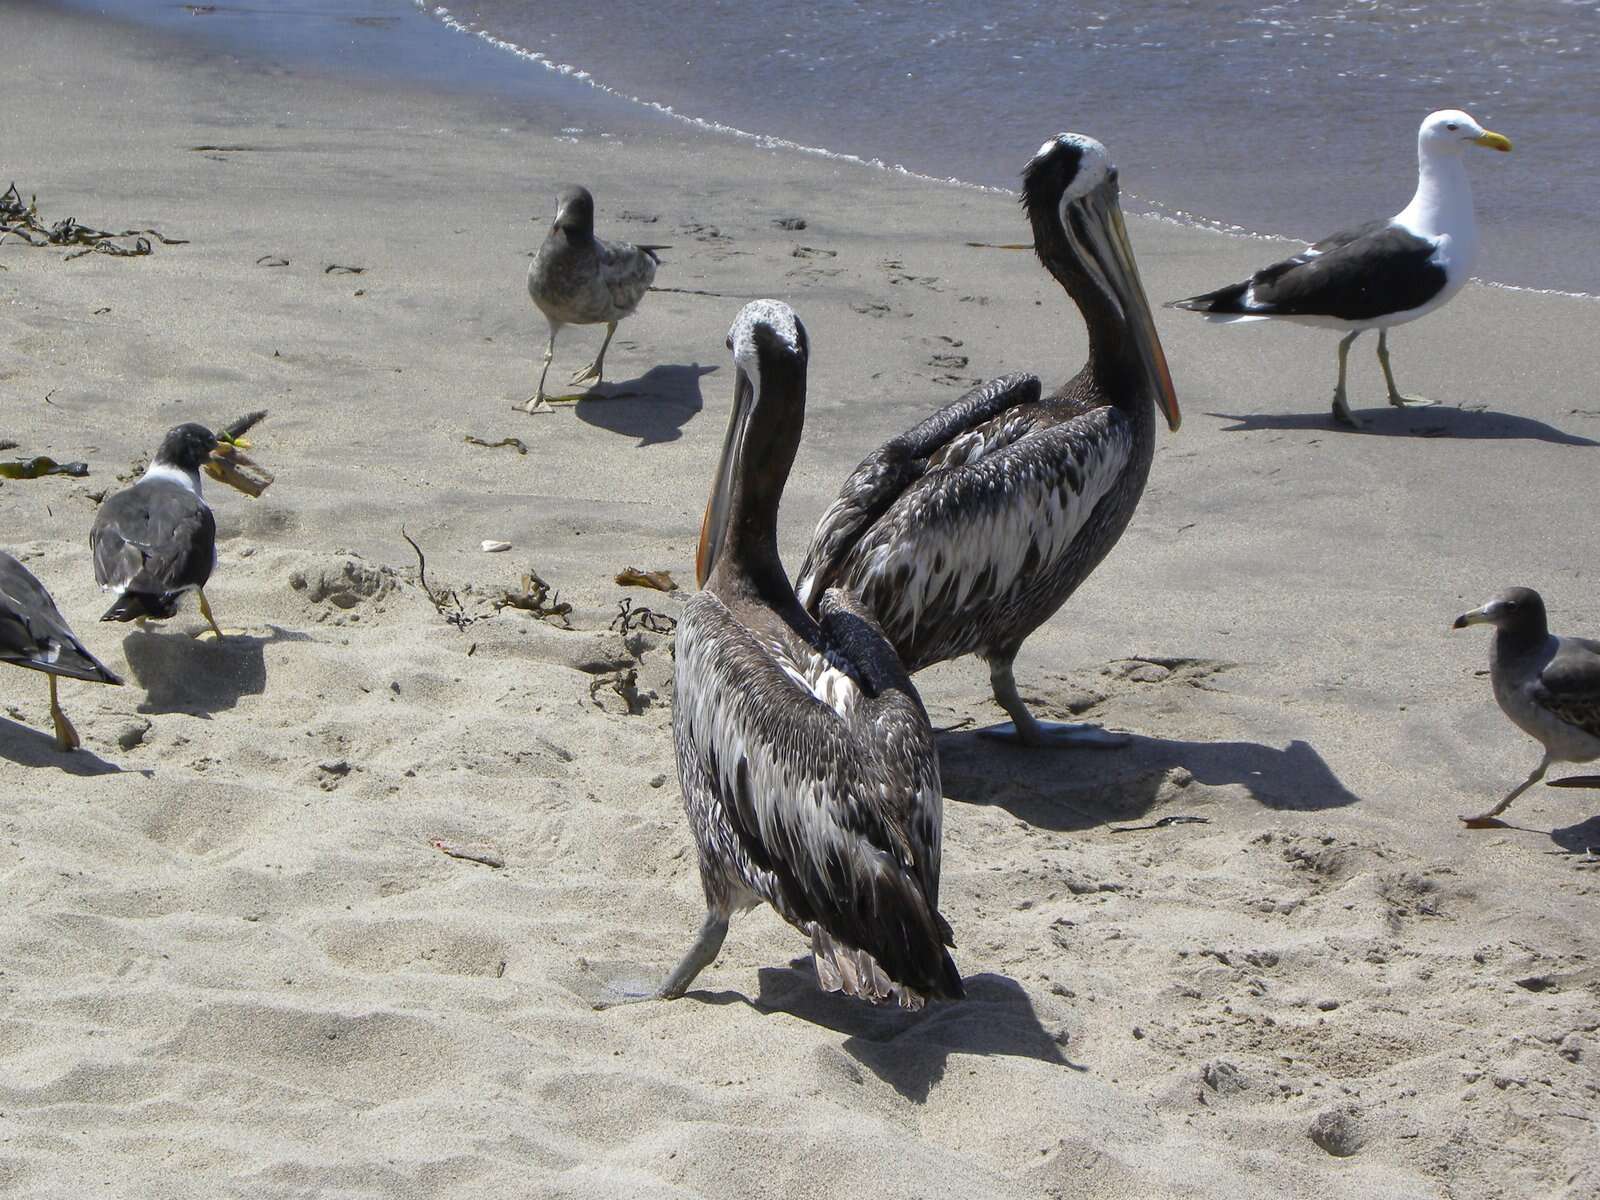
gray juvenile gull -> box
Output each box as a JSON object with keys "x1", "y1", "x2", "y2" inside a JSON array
[
  {"x1": 795, "y1": 134, "x2": 1179, "y2": 748},
  {"x1": 1169, "y1": 110, "x2": 1511, "y2": 428},
  {"x1": 1, "y1": 551, "x2": 122, "y2": 750},
  {"x1": 655, "y1": 299, "x2": 961, "y2": 1008},
  {"x1": 92, "y1": 423, "x2": 245, "y2": 639},
  {"x1": 523, "y1": 185, "x2": 665, "y2": 413},
  {"x1": 1453, "y1": 587, "x2": 1600, "y2": 828}
]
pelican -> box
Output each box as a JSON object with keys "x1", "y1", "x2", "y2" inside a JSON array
[
  {"x1": 1169, "y1": 109, "x2": 1512, "y2": 428},
  {"x1": 1453, "y1": 587, "x2": 1600, "y2": 828},
  {"x1": 795, "y1": 134, "x2": 1180, "y2": 747},
  {"x1": 663, "y1": 299, "x2": 962, "y2": 1008},
  {"x1": 92, "y1": 423, "x2": 242, "y2": 639},
  {"x1": 523, "y1": 184, "x2": 665, "y2": 412},
  {"x1": 2, "y1": 551, "x2": 122, "y2": 750}
]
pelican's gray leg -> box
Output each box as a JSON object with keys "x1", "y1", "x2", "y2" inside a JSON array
[
  {"x1": 1377, "y1": 329, "x2": 1435, "y2": 408},
  {"x1": 1461, "y1": 753, "x2": 1552, "y2": 828},
  {"x1": 572, "y1": 321, "x2": 617, "y2": 387},
  {"x1": 1332, "y1": 330, "x2": 1363, "y2": 428},
  {"x1": 523, "y1": 325, "x2": 560, "y2": 413},
  {"x1": 656, "y1": 911, "x2": 729, "y2": 999},
  {"x1": 48, "y1": 676, "x2": 80, "y2": 752},
  {"x1": 979, "y1": 656, "x2": 1130, "y2": 749}
]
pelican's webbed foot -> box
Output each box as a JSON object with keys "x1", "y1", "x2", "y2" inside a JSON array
[{"x1": 979, "y1": 720, "x2": 1132, "y2": 749}]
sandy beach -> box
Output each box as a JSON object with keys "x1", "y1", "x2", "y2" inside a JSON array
[{"x1": 2, "y1": 5, "x2": 1597, "y2": 1197}]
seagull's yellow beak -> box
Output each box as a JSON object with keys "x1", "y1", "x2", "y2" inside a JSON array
[{"x1": 1473, "y1": 130, "x2": 1512, "y2": 152}]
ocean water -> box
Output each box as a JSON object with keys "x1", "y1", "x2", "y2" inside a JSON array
[
  {"x1": 40, "y1": 0, "x2": 1600, "y2": 295},
  {"x1": 421, "y1": 0, "x2": 1600, "y2": 296}
]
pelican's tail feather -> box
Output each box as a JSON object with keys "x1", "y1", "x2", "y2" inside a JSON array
[{"x1": 812, "y1": 927, "x2": 942, "y2": 1011}]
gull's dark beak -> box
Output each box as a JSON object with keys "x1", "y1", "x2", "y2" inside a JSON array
[{"x1": 1067, "y1": 175, "x2": 1181, "y2": 432}]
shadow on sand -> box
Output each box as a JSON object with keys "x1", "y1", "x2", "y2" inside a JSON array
[
  {"x1": 1208, "y1": 405, "x2": 1600, "y2": 445},
  {"x1": 688, "y1": 961, "x2": 1074, "y2": 1103},
  {"x1": 937, "y1": 730, "x2": 1361, "y2": 832},
  {"x1": 121, "y1": 624, "x2": 312, "y2": 717},
  {"x1": 0, "y1": 716, "x2": 132, "y2": 775},
  {"x1": 574, "y1": 362, "x2": 716, "y2": 446}
]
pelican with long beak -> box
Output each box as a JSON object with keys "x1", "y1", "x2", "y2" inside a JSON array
[
  {"x1": 796, "y1": 134, "x2": 1180, "y2": 747},
  {"x1": 665, "y1": 299, "x2": 962, "y2": 1008}
]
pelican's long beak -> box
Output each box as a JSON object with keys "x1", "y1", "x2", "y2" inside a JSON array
[
  {"x1": 1452, "y1": 605, "x2": 1492, "y2": 629},
  {"x1": 696, "y1": 363, "x2": 754, "y2": 586},
  {"x1": 1473, "y1": 130, "x2": 1512, "y2": 152},
  {"x1": 1068, "y1": 177, "x2": 1181, "y2": 431}
]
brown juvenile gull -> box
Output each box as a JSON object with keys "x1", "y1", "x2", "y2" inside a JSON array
[
  {"x1": 1, "y1": 551, "x2": 122, "y2": 750},
  {"x1": 1453, "y1": 587, "x2": 1600, "y2": 827},
  {"x1": 1169, "y1": 109, "x2": 1511, "y2": 428},
  {"x1": 523, "y1": 185, "x2": 664, "y2": 412}
]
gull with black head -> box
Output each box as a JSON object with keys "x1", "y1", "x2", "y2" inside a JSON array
[
  {"x1": 1169, "y1": 110, "x2": 1512, "y2": 428},
  {"x1": 522, "y1": 184, "x2": 665, "y2": 412},
  {"x1": 91, "y1": 423, "x2": 245, "y2": 640},
  {"x1": 1, "y1": 552, "x2": 122, "y2": 750},
  {"x1": 659, "y1": 299, "x2": 962, "y2": 1009},
  {"x1": 1453, "y1": 587, "x2": 1600, "y2": 828},
  {"x1": 795, "y1": 133, "x2": 1180, "y2": 747}
]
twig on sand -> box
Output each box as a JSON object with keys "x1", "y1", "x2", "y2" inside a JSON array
[
  {"x1": 430, "y1": 838, "x2": 505, "y2": 869},
  {"x1": 1109, "y1": 815, "x2": 1211, "y2": 833},
  {"x1": 401, "y1": 527, "x2": 480, "y2": 631},
  {"x1": 610, "y1": 597, "x2": 676, "y2": 636}
]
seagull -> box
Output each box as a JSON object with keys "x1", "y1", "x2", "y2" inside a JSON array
[
  {"x1": 661, "y1": 299, "x2": 961, "y2": 1008},
  {"x1": 1453, "y1": 587, "x2": 1600, "y2": 828},
  {"x1": 795, "y1": 134, "x2": 1179, "y2": 747},
  {"x1": 1, "y1": 551, "x2": 122, "y2": 750},
  {"x1": 1169, "y1": 109, "x2": 1511, "y2": 428},
  {"x1": 523, "y1": 185, "x2": 665, "y2": 412},
  {"x1": 92, "y1": 423, "x2": 240, "y2": 639}
]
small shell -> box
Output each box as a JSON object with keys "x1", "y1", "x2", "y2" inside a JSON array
[{"x1": 480, "y1": 540, "x2": 512, "y2": 553}]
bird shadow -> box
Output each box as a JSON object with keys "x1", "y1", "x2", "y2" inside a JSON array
[
  {"x1": 937, "y1": 730, "x2": 1361, "y2": 831},
  {"x1": 574, "y1": 362, "x2": 715, "y2": 446},
  {"x1": 1208, "y1": 406, "x2": 1600, "y2": 445},
  {"x1": 121, "y1": 624, "x2": 311, "y2": 716},
  {"x1": 0, "y1": 716, "x2": 133, "y2": 775},
  {"x1": 690, "y1": 961, "x2": 1073, "y2": 1103},
  {"x1": 1548, "y1": 813, "x2": 1600, "y2": 855}
]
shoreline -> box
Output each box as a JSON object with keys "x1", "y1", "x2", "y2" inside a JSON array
[{"x1": 4, "y1": 3, "x2": 1598, "y2": 1198}]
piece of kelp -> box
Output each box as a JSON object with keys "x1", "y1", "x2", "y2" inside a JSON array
[
  {"x1": 0, "y1": 183, "x2": 188, "y2": 260},
  {"x1": 0, "y1": 456, "x2": 89, "y2": 479}
]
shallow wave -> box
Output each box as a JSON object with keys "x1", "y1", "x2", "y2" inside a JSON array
[{"x1": 417, "y1": 2, "x2": 1598, "y2": 303}]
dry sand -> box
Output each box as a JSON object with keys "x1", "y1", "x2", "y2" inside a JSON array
[{"x1": 2, "y1": 6, "x2": 1597, "y2": 1198}]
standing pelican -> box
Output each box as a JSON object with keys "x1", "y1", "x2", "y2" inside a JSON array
[
  {"x1": 796, "y1": 134, "x2": 1180, "y2": 747},
  {"x1": 523, "y1": 185, "x2": 664, "y2": 412},
  {"x1": 2, "y1": 551, "x2": 122, "y2": 750},
  {"x1": 1169, "y1": 109, "x2": 1511, "y2": 428},
  {"x1": 664, "y1": 299, "x2": 962, "y2": 1009},
  {"x1": 1453, "y1": 587, "x2": 1600, "y2": 828}
]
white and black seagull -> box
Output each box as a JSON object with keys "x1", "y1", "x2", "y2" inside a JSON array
[
  {"x1": 795, "y1": 134, "x2": 1180, "y2": 747},
  {"x1": 1170, "y1": 109, "x2": 1511, "y2": 428},
  {"x1": 662, "y1": 299, "x2": 962, "y2": 1009},
  {"x1": 91, "y1": 423, "x2": 241, "y2": 640},
  {"x1": 522, "y1": 184, "x2": 665, "y2": 412},
  {"x1": 1, "y1": 551, "x2": 122, "y2": 751},
  {"x1": 1454, "y1": 587, "x2": 1600, "y2": 828}
]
